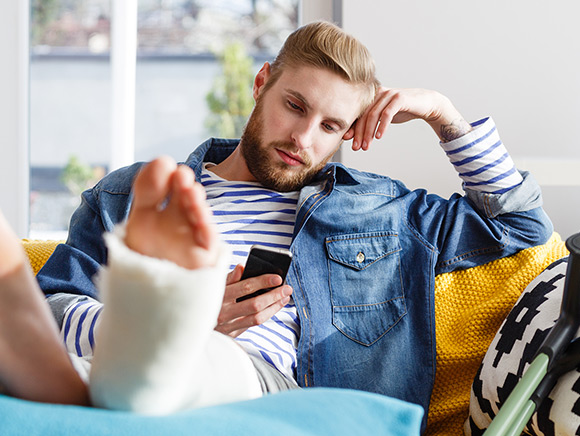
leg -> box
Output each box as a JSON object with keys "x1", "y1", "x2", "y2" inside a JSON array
[
  {"x1": 90, "y1": 157, "x2": 262, "y2": 414},
  {"x1": 0, "y1": 212, "x2": 88, "y2": 405}
]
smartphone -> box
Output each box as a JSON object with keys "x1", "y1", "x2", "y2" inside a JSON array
[{"x1": 235, "y1": 245, "x2": 293, "y2": 303}]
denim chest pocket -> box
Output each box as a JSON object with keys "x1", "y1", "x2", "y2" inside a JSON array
[{"x1": 326, "y1": 232, "x2": 407, "y2": 346}]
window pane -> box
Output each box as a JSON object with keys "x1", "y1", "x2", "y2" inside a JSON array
[
  {"x1": 134, "y1": 0, "x2": 299, "y2": 162},
  {"x1": 29, "y1": 0, "x2": 299, "y2": 239},
  {"x1": 30, "y1": 0, "x2": 111, "y2": 240}
]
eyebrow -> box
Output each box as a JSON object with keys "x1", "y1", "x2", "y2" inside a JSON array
[{"x1": 285, "y1": 89, "x2": 348, "y2": 131}]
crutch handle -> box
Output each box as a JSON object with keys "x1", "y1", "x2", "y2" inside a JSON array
[
  {"x1": 536, "y1": 232, "x2": 580, "y2": 366},
  {"x1": 563, "y1": 233, "x2": 580, "y2": 318}
]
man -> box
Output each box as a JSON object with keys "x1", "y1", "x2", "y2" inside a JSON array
[{"x1": 34, "y1": 21, "x2": 552, "y2": 427}]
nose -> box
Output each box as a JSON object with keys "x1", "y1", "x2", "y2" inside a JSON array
[{"x1": 290, "y1": 119, "x2": 317, "y2": 150}]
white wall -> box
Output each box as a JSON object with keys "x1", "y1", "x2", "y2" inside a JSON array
[
  {"x1": 340, "y1": 0, "x2": 580, "y2": 238},
  {"x1": 301, "y1": 0, "x2": 333, "y2": 23},
  {"x1": 0, "y1": 1, "x2": 29, "y2": 238}
]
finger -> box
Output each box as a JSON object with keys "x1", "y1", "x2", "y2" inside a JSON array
[
  {"x1": 243, "y1": 294, "x2": 293, "y2": 326},
  {"x1": 374, "y1": 104, "x2": 397, "y2": 142},
  {"x1": 353, "y1": 89, "x2": 389, "y2": 150},
  {"x1": 352, "y1": 108, "x2": 370, "y2": 150},
  {"x1": 215, "y1": 316, "x2": 253, "y2": 338},
  {"x1": 375, "y1": 113, "x2": 391, "y2": 140},
  {"x1": 342, "y1": 125, "x2": 355, "y2": 141},
  {"x1": 362, "y1": 92, "x2": 395, "y2": 150},
  {"x1": 214, "y1": 319, "x2": 244, "y2": 337},
  {"x1": 219, "y1": 281, "x2": 290, "y2": 324},
  {"x1": 217, "y1": 294, "x2": 292, "y2": 337},
  {"x1": 235, "y1": 274, "x2": 283, "y2": 301},
  {"x1": 241, "y1": 284, "x2": 293, "y2": 314},
  {"x1": 226, "y1": 264, "x2": 244, "y2": 286}
]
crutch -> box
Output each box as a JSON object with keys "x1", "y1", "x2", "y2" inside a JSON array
[{"x1": 484, "y1": 232, "x2": 580, "y2": 436}]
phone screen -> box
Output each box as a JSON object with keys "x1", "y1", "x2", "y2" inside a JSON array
[{"x1": 236, "y1": 245, "x2": 292, "y2": 302}]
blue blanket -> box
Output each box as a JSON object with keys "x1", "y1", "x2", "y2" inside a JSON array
[{"x1": 0, "y1": 388, "x2": 423, "y2": 435}]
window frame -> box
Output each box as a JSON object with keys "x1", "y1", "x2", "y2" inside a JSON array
[
  {"x1": 5, "y1": 0, "x2": 338, "y2": 237},
  {"x1": 0, "y1": 0, "x2": 30, "y2": 238}
]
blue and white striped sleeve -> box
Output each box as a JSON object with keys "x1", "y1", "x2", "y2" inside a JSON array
[
  {"x1": 440, "y1": 117, "x2": 523, "y2": 194},
  {"x1": 61, "y1": 298, "x2": 103, "y2": 359}
]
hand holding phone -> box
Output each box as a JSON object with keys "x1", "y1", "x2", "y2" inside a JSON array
[{"x1": 235, "y1": 245, "x2": 292, "y2": 303}]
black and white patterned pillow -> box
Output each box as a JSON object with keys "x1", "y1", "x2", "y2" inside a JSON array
[{"x1": 466, "y1": 257, "x2": 580, "y2": 436}]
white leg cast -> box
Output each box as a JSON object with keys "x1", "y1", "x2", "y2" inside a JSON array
[{"x1": 89, "y1": 227, "x2": 262, "y2": 414}]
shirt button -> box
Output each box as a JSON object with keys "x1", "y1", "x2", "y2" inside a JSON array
[{"x1": 356, "y1": 252, "x2": 365, "y2": 263}]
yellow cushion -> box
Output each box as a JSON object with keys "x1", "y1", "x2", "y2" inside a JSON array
[
  {"x1": 22, "y1": 239, "x2": 64, "y2": 275},
  {"x1": 21, "y1": 234, "x2": 569, "y2": 434},
  {"x1": 426, "y1": 233, "x2": 569, "y2": 435}
]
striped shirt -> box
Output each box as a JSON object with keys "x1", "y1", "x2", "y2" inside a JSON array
[
  {"x1": 441, "y1": 117, "x2": 522, "y2": 194},
  {"x1": 60, "y1": 117, "x2": 519, "y2": 383},
  {"x1": 201, "y1": 164, "x2": 300, "y2": 382},
  {"x1": 61, "y1": 165, "x2": 301, "y2": 383}
]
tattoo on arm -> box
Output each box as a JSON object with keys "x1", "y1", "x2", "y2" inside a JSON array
[{"x1": 440, "y1": 119, "x2": 473, "y2": 142}]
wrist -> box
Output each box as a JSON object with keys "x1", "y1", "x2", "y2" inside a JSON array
[
  {"x1": 427, "y1": 96, "x2": 473, "y2": 142},
  {"x1": 437, "y1": 118, "x2": 474, "y2": 143}
]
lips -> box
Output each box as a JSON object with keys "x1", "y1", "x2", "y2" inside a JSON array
[{"x1": 276, "y1": 149, "x2": 304, "y2": 166}]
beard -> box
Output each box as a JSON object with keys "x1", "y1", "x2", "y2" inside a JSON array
[{"x1": 240, "y1": 98, "x2": 337, "y2": 192}]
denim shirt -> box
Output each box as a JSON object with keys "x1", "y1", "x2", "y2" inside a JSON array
[{"x1": 37, "y1": 137, "x2": 553, "y2": 427}]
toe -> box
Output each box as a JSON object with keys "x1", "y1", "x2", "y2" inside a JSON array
[{"x1": 132, "y1": 156, "x2": 177, "y2": 211}]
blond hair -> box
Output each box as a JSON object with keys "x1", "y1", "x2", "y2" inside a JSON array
[{"x1": 264, "y1": 21, "x2": 380, "y2": 116}]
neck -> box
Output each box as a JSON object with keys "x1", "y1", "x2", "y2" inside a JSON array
[{"x1": 207, "y1": 146, "x2": 256, "y2": 182}]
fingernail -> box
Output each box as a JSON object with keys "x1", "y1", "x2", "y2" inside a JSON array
[
  {"x1": 362, "y1": 141, "x2": 368, "y2": 149},
  {"x1": 376, "y1": 132, "x2": 381, "y2": 138},
  {"x1": 271, "y1": 276, "x2": 282, "y2": 286},
  {"x1": 352, "y1": 140, "x2": 358, "y2": 149},
  {"x1": 283, "y1": 286, "x2": 293, "y2": 296}
]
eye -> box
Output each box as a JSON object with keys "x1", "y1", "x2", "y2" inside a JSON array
[
  {"x1": 322, "y1": 123, "x2": 336, "y2": 132},
  {"x1": 287, "y1": 100, "x2": 303, "y2": 112}
]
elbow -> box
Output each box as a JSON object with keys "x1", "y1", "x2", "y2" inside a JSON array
[
  {"x1": 504, "y1": 206, "x2": 554, "y2": 249},
  {"x1": 529, "y1": 207, "x2": 554, "y2": 246}
]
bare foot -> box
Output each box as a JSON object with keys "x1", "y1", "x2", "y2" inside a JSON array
[
  {"x1": 125, "y1": 156, "x2": 219, "y2": 270},
  {"x1": 0, "y1": 212, "x2": 89, "y2": 405}
]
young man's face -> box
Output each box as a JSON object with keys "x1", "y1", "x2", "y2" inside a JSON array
[{"x1": 239, "y1": 64, "x2": 368, "y2": 192}]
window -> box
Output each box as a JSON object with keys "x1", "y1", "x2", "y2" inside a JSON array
[{"x1": 29, "y1": 0, "x2": 299, "y2": 239}]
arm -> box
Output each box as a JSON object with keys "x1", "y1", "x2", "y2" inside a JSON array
[
  {"x1": 345, "y1": 87, "x2": 473, "y2": 148},
  {"x1": 345, "y1": 87, "x2": 552, "y2": 268},
  {"x1": 345, "y1": 87, "x2": 525, "y2": 195}
]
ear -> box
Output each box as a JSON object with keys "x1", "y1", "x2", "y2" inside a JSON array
[{"x1": 252, "y1": 62, "x2": 271, "y2": 101}]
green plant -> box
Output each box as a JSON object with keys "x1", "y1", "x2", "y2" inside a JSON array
[
  {"x1": 205, "y1": 42, "x2": 255, "y2": 139},
  {"x1": 30, "y1": 0, "x2": 60, "y2": 46},
  {"x1": 61, "y1": 155, "x2": 104, "y2": 197}
]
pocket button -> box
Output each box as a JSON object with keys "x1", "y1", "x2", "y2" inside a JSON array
[{"x1": 356, "y1": 252, "x2": 365, "y2": 263}]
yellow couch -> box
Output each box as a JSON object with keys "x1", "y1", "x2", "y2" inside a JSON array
[{"x1": 22, "y1": 235, "x2": 569, "y2": 435}]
